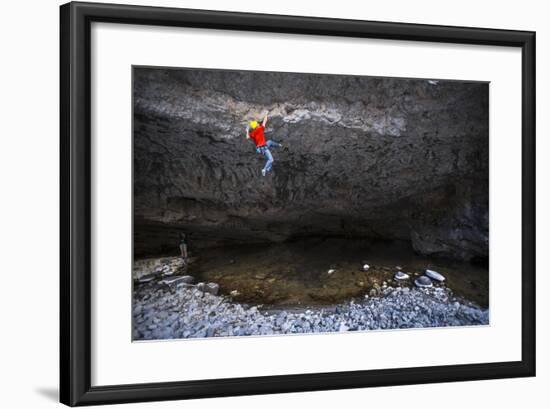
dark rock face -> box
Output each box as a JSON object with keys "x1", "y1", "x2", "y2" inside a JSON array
[{"x1": 133, "y1": 68, "x2": 488, "y2": 261}]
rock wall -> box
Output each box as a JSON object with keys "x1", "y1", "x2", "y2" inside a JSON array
[{"x1": 133, "y1": 67, "x2": 489, "y2": 261}]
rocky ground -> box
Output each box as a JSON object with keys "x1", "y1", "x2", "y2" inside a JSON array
[{"x1": 132, "y1": 257, "x2": 489, "y2": 340}]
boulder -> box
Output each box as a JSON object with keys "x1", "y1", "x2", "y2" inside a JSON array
[
  {"x1": 394, "y1": 271, "x2": 410, "y2": 280},
  {"x1": 425, "y1": 269, "x2": 445, "y2": 282},
  {"x1": 414, "y1": 276, "x2": 433, "y2": 288}
]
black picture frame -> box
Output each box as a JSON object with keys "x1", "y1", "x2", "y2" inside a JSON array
[{"x1": 60, "y1": 1, "x2": 536, "y2": 406}]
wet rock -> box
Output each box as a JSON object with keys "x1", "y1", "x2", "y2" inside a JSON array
[
  {"x1": 415, "y1": 276, "x2": 433, "y2": 288},
  {"x1": 425, "y1": 269, "x2": 445, "y2": 282},
  {"x1": 394, "y1": 271, "x2": 410, "y2": 280}
]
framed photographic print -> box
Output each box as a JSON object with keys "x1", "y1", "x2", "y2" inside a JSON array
[{"x1": 60, "y1": 1, "x2": 536, "y2": 406}]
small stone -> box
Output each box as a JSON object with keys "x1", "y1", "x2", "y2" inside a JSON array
[
  {"x1": 339, "y1": 322, "x2": 349, "y2": 332},
  {"x1": 327, "y1": 269, "x2": 336, "y2": 275},
  {"x1": 394, "y1": 271, "x2": 410, "y2": 280},
  {"x1": 160, "y1": 275, "x2": 193, "y2": 286},
  {"x1": 425, "y1": 269, "x2": 445, "y2": 282},
  {"x1": 415, "y1": 276, "x2": 433, "y2": 288},
  {"x1": 230, "y1": 290, "x2": 240, "y2": 297},
  {"x1": 205, "y1": 282, "x2": 219, "y2": 295},
  {"x1": 362, "y1": 264, "x2": 370, "y2": 271},
  {"x1": 396, "y1": 266, "x2": 403, "y2": 270},
  {"x1": 137, "y1": 274, "x2": 157, "y2": 284}
]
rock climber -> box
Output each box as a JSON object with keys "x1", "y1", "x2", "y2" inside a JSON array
[{"x1": 246, "y1": 113, "x2": 283, "y2": 176}]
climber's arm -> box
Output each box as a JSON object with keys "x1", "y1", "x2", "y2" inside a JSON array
[
  {"x1": 262, "y1": 114, "x2": 268, "y2": 127},
  {"x1": 245, "y1": 126, "x2": 250, "y2": 139}
]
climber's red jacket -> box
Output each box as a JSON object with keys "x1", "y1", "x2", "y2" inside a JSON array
[{"x1": 249, "y1": 125, "x2": 266, "y2": 147}]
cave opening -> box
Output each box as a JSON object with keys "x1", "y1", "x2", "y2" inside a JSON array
[{"x1": 132, "y1": 66, "x2": 489, "y2": 316}]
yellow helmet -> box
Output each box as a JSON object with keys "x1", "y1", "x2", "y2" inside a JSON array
[{"x1": 249, "y1": 120, "x2": 258, "y2": 129}]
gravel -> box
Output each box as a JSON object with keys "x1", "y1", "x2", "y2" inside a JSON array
[{"x1": 133, "y1": 280, "x2": 489, "y2": 340}]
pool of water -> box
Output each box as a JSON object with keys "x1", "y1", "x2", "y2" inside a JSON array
[{"x1": 190, "y1": 237, "x2": 489, "y2": 308}]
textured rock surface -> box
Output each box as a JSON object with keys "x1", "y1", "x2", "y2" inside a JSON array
[{"x1": 133, "y1": 68, "x2": 488, "y2": 261}]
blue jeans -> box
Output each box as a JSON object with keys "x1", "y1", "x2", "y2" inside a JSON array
[{"x1": 257, "y1": 140, "x2": 281, "y2": 173}]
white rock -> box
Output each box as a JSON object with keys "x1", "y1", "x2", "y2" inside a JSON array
[
  {"x1": 362, "y1": 264, "x2": 370, "y2": 271},
  {"x1": 425, "y1": 269, "x2": 445, "y2": 282},
  {"x1": 394, "y1": 271, "x2": 410, "y2": 280},
  {"x1": 230, "y1": 290, "x2": 240, "y2": 297},
  {"x1": 327, "y1": 269, "x2": 336, "y2": 275},
  {"x1": 338, "y1": 322, "x2": 349, "y2": 332},
  {"x1": 137, "y1": 274, "x2": 156, "y2": 283},
  {"x1": 160, "y1": 275, "x2": 193, "y2": 285}
]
